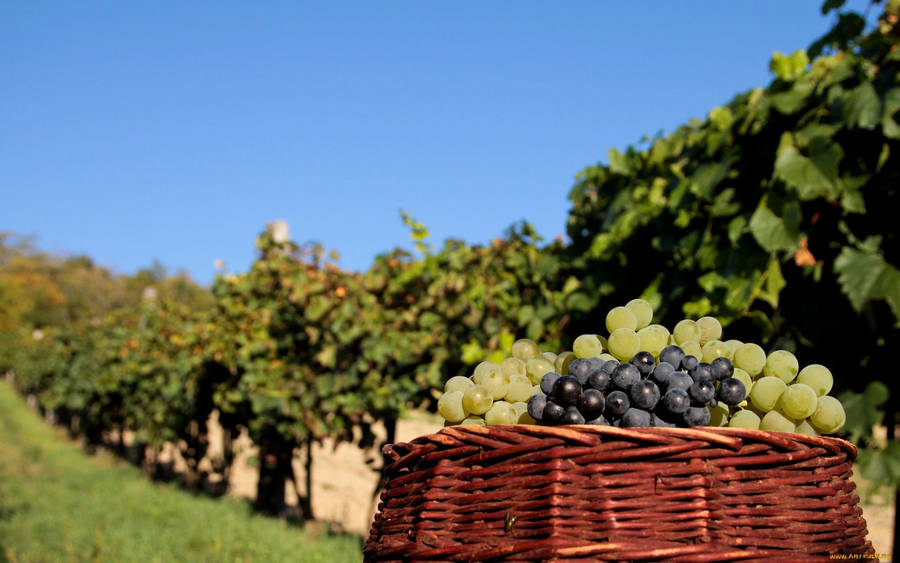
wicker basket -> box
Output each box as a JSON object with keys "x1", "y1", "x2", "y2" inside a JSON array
[{"x1": 364, "y1": 425, "x2": 873, "y2": 562}]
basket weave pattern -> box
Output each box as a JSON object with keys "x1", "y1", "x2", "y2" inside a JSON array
[{"x1": 365, "y1": 425, "x2": 873, "y2": 562}]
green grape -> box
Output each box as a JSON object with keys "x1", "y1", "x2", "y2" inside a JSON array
[
  {"x1": 509, "y1": 373, "x2": 530, "y2": 385},
  {"x1": 728, "y1": 410, "x2": 761, "y2": 429},
  {"x1": 709, "y1": 402, "x2": 730, "y2": 427},
  {"x1": 764, "y1": 350, "x2": 799, "y2": 383},
  {"x1": 525, "y1": 357, "x2": 555, "y2": 385},
  {"x1": 673, "y1": 319, "x2": 701, "y2": 345},
  {"x1": 749, "y1": 376, "x2": 787, "y2": 412},
  {"x1": 511, "y1": 338, "x2": 540, "y2": 360},
  {"x1": 444, "y1": 375, "x2": 475, "y2": 394},
  {"x1": 778, "y1": 383, "x2": 818, "y2": 420},
  {"x1": 701, "y1": 340, "x2": 729, "y2": 363},
  {"x1": 696, "y1": 316, "x2": 723, "y2": 345},
  {"x1": 500, "y1": 357, "x2": 526, "y2": 379},
  {"x1": 541, "y1": 351, "x2": 558, "y2": 363},
  {"x1": 760, "y1": 411, "x2": 797, "y2": 433},
  {"x1": 462, "y1": 385, "x2": 493, "y2": 415},
  {"x1": 510, "y1": 401, "x2": 536, "y2": 424},
  {"x1": 606, "y1": 306, "x2": 638, "y2": 333},
  {"x1": 637, "y1": 324, "x2": 668, "y2": 358},
  {"x1": 809, "y1": 396, "x2": 846, "y2": 434},
  {"x1": 733, "y1": 343, "x2": 766, "y2": 377},
  {"x1": 573, "y1": 334, "x2": 604, "y2": 358},
  {"x1": 485, "y1": 401, "x2": 517, "y2": 425},
  {"x1": 554, "y1": 351, "x2": 575, "y2": 375},
  {"x1": 482, "y1": 370, "x2": 509, "y2": 400},
  {"x1": 680, "y1": 340, "x2": 702, "y2": 359},
  {"x1": 794, "y1": 419, "x2": 819, "y2": 436},
  {"x1": 472, "y1": 360, "x2": 501, "y2": 384},
  {"x1": 598, "y1": 353, "x2": 616, "y2": 361},
  {"x1": 724, "y1": 339, "x2": 744, "y2": 359},
  {"x1": 438, "y1": 391, "x2": 467, "y2": 423},
  {"x1": 505, "y1": 374, "x2": 533, "y2": 402},
  {"x1": 517, "y1": 411, "x2": 537, "y2": 424},
  {"x1": 732, "y1": 367, "x2": 752, "y2": 392},
  {"x1": 608, "y1": 328, "x2": 641, "y2": 361},
  {"x1": 796, "y1": 364, "x2": 833, "y2": 397},
  {"x1": 461, "y1": 415, "x2": 485, "y2": 426},
  {"x1": 531, "y1": 384, "x2": 541, "y2": 396},
  {"x1": 511, "y1": 401, "x2": 528, "y2": 417},
  {"x1": 626, "y1": 298, "x2": 653, "y2": 329},
  {"x1": 598, "y1": 334, "x2": 609, "y2": 350}
]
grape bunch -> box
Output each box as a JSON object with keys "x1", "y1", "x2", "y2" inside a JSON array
[
  {"x1": 525, "y1": 347, "x2": 747, "y2": 428},
  {"x1": 437, "y1": 298, "x2": 847, "y2": 435},
  {"x1": 437, "y1": 339, "x2": 553, "y2": 426},
  {"x1": 727, "y1": 350, "x2": 845, "y2": 435}
]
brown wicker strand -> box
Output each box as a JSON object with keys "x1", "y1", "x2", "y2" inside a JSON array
[{"x1": 365, "y1": 425, "x2": 873, "y2": 562}]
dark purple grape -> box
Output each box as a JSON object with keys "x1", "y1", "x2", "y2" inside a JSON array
[
  {"x1": 568, "y1": 359, "x2": 593, "y2": 385},
  {"x1": 540, "y1": 372, "x2": 561, "y2": 395},
  {"x1": 683, "y1": 406, "x2": 711, "y2": 427},
  {"x1": 621, "y1": 408, "x2": 652, "y2": 427},
  {"x1": 650, "y1": 412, "x2": 677, "y2": 427},
  {"x1": 665, "y1": 372, "x2": 693, "y2": 393},
  {"x1": 661, "y1": 388, "x2": 690, "y2": 414},
  {"x1": 629, "y1": 351, "x2": 656, "y2": 377},
  {"x1": 600, "y1": 360, "x2": 620, "y2": 375},
  {"x1": 630, "y1": 380, "x2": 661, "y2": 410},
  {"x1": 604, "y1": 390, "x2": 630, "y2": 418},
  {"x1": 542, "y1": 401, "x2": 565, "y2": 425},
  {"x1": 689, "y1": 379, "x2": 716, "y2": 404},
  {"x1": 708, "y1": 398, "x2": 718, "y2": 409},
  {"x1": 577, "y1": 388, "x2": 606, "y2": 419},
  {"x1": 680, "y1": 355, "x2": 699, "y2": 372},
  {"x1": 611, "y1": 363, "x2": 641, "y2": 392},
  {"x1": 717, "y1": 377, "x2": 746, "y2": 406},
  {"x1": 587, "y1": 370, "x2": 610, "y2": 392},
  {"x1": 691, "y1": 362, "x2": 714, "y2": 382},
  {"x1": 527, "y1": 394, "x2": 548, "y2": 421},
  {"x1": 650, "y1": 362, "x2": 675, "y2": 387},
  {"x1": 562, "y1": 406, "x2": 586, "y2": 425},
  {"x1": 659, "y1": 345, "x2": 685, "y2": 368},
  {"x1": 552, "y1": 375, "x2": 582, "y2": 406},
  {"x1": 586, "y1": 414, "x2": 609, "y2": 425},
  {"x1": 710, "y1": 357, "x2": 734, "y2": 381}
]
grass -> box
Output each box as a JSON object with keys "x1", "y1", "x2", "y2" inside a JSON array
[{"x1": 0, "y1": 382, "x2": 363, "y2": 563}]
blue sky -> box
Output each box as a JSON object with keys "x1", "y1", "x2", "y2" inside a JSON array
[{"x1": 0, "y1": 1, "x2": 877, "y2": 284}]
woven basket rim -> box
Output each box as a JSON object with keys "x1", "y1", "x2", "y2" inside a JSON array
[{"x1": 385, "y1": 424, "x2": 857, "y2": 459}]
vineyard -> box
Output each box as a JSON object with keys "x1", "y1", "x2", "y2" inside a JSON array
[{"x1": 1, "y1": 0, "x2": 899, "y2": 556}]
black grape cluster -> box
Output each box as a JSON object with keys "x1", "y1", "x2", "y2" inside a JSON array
[{"x1": 526, "y1": 345, "x2": 748, "y2": 428}]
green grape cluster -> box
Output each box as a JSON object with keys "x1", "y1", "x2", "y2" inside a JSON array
[
  {"x1": 734, "y1": 356, "x2": 844, "y2": 435},
  {"x1": 438, "y1": 342, "x2": 547, "y2": 426},
  {"x1": 438, "y1": 299, "x2": 847, "y2": 435}
]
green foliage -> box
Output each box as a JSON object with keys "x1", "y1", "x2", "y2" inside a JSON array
[{"x1": 565, "y1": 0, "x2": 900, "y2": 487}]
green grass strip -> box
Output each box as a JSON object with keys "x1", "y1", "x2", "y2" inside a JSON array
[{"x1": 0, "y1": 382, "x2": 362, "y2": 563}]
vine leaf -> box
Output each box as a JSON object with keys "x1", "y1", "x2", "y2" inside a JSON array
[
  {"x1": 844, "y1": 81, "x2": 881, "y2": 129},
  {"x1": 834, "y1": 245, "x2": 900, "y2": 321},
  {"x1": 857, "y1": 442, "x2": 900, "y2": 487},
  {"x1": 748, "y1": 196, "x2": 802, "y2": 252},
  {"x1": 839, "y1": 381, "x2": 889, "y2": 443}
]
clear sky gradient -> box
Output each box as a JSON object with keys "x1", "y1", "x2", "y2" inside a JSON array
[{"x1": 0, "y1": 1, "x2": 876, "y2": 284}]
